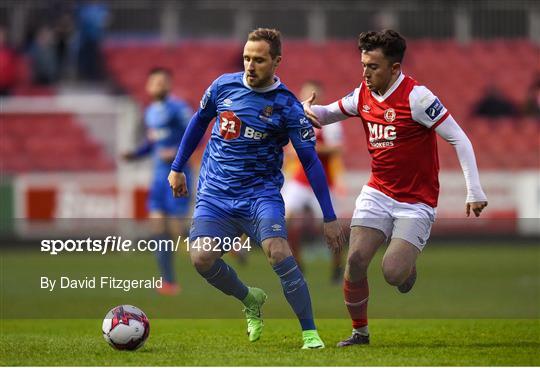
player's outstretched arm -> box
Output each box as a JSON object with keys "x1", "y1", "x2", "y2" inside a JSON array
[
  {"x1": 168, "y1": 110, "x2": 212, "y2": 197},
  {"x1": 302, "y1": 90, "x2": 358, "y2": 128},
  {"x1": 121, "y1": 140, "x2": 153, "y2": 161},
  {"x1": 435, "y1": 116, "x2": 488, "y2": 217},
  {"x1": 301, "y1": 92, "x2": 322, "y2": 128},
  {"x1": 295, "y1": 146, "x2": 346, "y2": 252}
]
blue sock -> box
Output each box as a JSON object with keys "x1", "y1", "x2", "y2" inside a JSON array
[
  {"x1": 273, "y1": 256, "x2": 316, "y2": 331},
  {"x1": 154, "y1": 233, "x2": 175, "y2": 283},
  {"x1": 198, "y1": 258, "x2": 249, "y2": 301}
]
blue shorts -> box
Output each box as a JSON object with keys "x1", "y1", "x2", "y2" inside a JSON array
[
  {"x1": 147, "y1": 170, "x2": 191, "y2": 216},
  {"x1": 190, "y1": 194, "x2": 287, "y2": 245}
]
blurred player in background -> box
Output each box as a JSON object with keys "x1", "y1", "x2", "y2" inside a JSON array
[
  {"x1": 123, "y1": 67, "x2": 193, "y2": 296},
  {"x1": 282, "y1": 80, "x2": 345, "y2": 283},
  {"x1": 168, "y1": 28, "x2": 346, "y2": 349},
  {"x1": 303, "y1": 30, "x2": 488, "y2": 346}
]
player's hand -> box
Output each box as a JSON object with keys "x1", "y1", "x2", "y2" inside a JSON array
[
  {"x1": 159, "y1": 148, "x2": 177, "y2": 163},
  {"x1": 121, "y1": 152, "x2": 136, "y2": 161},
  {"x1": 323, "y1": 219, "x2": 346, "y2": 254},
  {"x1": 168, "y1": 170, "x2": 188, "y2": 197},
  {"x1": 302, "y1": 91, "x2": 322, "y2": 129},
  {"x1": 466, "y1": 201, "x2": 488, "y2": 217}
]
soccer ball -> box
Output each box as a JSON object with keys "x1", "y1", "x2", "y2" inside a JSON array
[{"x1": 102, "y1": 305, "x2": 150, "y2": 350}]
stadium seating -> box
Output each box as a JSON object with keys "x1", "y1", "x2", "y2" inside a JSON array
[
  {"x1": 0, "y1": 112, "x2": 115, "y2": 172},
  {"x1": 103, "y1": 40, "x2": 539, "y2": 170}
]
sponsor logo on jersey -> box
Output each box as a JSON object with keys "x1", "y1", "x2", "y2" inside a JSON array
[
  {"x1": 200, "y1": 89, "x2": 211, "y2": 109},
  {"x1": 299, "y1": 117, "x2": 310, "y2": 126},
  {"x1": 367, "y1": 122, "x2": 396, "y2": 148},
  {"x1": 300, "y1": 127, "x2": 316, "y2": 142},
  {"x1": 219, "y1": 111, "x2": 242, "y2": 140},
  {"x1": 425, "y1": 98, "x2": 444, "y2": 120},
  {"x1": 223, "y1": 98, "x2": 233, "y2": 107},
  {"x1": 362, "y1": 105, "x2": 371, "y2": 113},
  {"x1": 271, "y1": 224, "x2": 282, "y2": 231},
  {"x1": 244, "y1": 126, "x2": 268, "y2": 140},
  {"x1": 383, "y1": 108, "x2": 396, "y2": 122}
]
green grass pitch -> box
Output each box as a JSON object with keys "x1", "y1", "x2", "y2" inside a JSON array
[{"x1": 1, "y1": 242, "x2": 539, "y2": 365}]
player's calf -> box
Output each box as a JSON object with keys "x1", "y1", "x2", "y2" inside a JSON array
[
  {"x1": 189, "y1": 240, "x2": 221, "y2": 272},
  {"x1": 397, "y1": 266, "x2": 417, "y2": 294},
  {"x1": 381, "y1": 264, "x2": 410, "y2": 286},
  {"x1": 381, "y1": 256, "x2": 417, "y2": 292}
]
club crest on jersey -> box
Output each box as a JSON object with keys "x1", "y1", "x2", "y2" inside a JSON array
[
  {"x1": 219, "y1": 111, "x2": 242, "y2": 140},
  {"x1": 258, "y1": 105, "x2": 273, "y2": 122},
  {"x1": 384, "y1": 108, "x2": 396, "y2": 122}
]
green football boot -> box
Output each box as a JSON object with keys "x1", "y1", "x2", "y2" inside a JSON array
[
  {"x1": 301, "y1": 329, "x2": 325, "y2": 349},
  {"x1": 242, "y1": 287, "x2": 267, "y2": 342}
]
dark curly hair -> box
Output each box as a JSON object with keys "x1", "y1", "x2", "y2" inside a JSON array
[{"x1": 358, "y1": 30, "x2": 407, "y2": 64}]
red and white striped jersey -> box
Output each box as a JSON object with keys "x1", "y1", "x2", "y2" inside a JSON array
[{"x1": 338, "y1": 73, "x2": 449, "y2": 208}]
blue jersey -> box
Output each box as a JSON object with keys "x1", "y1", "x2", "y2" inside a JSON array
[
  {"x1": 142, "y1": 96, "x2": 193, "y2": 216},
  {"x1": 197, "y1": 72, "x2": 316, "y2": 198},
  {"x1": 144, "y1": 96, "x2": 193, "y2": 174}
]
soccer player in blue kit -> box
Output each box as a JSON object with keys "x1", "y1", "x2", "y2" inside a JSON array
[
  {"x1": 168, "y1": 28, "x2": 346, "y2": 349},
  {"x1": 123, "y1": 67, "x2": 193, "y2": 295}
]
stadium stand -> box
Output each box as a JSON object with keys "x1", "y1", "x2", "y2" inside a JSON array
[{"x1": 0, "y1": 112, "x2": 115, "y2": 172}]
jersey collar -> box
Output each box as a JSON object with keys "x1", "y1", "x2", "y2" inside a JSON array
[
  {"x1": 242, "y1": 73, "x2": 281, "y2": 93},
  {"x1": 370, "y1": 72, "x2": 404, "y2": 102}
]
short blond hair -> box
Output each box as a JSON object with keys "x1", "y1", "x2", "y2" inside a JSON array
[{"x1": 247, "y1": 28, "x2": 282, "y2": 59}]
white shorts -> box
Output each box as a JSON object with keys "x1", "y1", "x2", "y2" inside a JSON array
[
  {"x1": 282, "y1": 180, "x2": 322, "y2": 217},
  {"x1": 351, "y1": 185, "x2": 436, "y2": 251}
]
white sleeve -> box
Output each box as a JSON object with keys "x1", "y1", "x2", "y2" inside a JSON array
[
  {"x1": 311, "y1": 87, "x2": 360, "y2": 125},
  {"x1": 321, "y1": 122, "x2": 343, "y2": 146},
  {"x1": 435, "y1": 116, "x2": 488, "y2": 203},
  {"x1": 409, "y1": 85, "x2": 449, "y2": 128}
]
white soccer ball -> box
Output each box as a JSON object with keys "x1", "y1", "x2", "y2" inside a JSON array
[{"x1": 102, "y1": 305, "x2": 150, "y2": 350}]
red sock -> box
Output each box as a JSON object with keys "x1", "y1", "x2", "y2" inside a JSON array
[{"x1": 343, "y1": 278, "x2": 369, "y2": 329}]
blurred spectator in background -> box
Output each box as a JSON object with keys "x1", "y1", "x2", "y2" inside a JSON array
[
  {"x1": 76, "y1": 0, "x2": 109, "y2": 81},
  {"x1": 282, "y1": 80, "x2": 345, "y2": 283},
  {"x1": 0, "y1": 26, "x2": 19, "y2": 95},
  {"x1": 28, "y1": 26, "x2": 58, "y2": 85},
  {"x1": 472, "y1": 85, "x2": 519, "y2": 118},
  {"x1": 50, "y1": 1, "x2": 75, "y2": 80},
  {"x1": 523, "y1": 75, "x2": 540, "y2": 118},
  {"x1": 122, "y1": 67, "x2": 193, "y2": 295}
]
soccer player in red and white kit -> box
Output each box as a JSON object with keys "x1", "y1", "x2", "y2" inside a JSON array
[{"x1": 303, "y1": 30, "x2": 488, "y2": 347}]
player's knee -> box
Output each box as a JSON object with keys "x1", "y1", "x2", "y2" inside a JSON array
[
  {"x1": 347, "y1": 250, "x2": 370, "y2": 274},
  {"x1": 264, "y1": 237, "x2": 292, "y2": 265},
  {"x1": 381, "y1": 259, "x2": 408, "y2": 286},
  {"x1": 190, "y1": 250, "x2": 216, "y2": 273}
]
